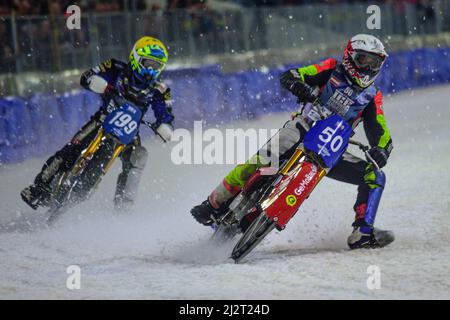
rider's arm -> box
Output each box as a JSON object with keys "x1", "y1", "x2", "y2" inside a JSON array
[
  {"x1": 150, "y1": 82, "x2": 174, "y2": 126},
  {"x1": 280, "y1": 58, "x2": 337, "y2": 95},
  {"x1": 80, "y1": 59, "x2": 121, "y2": 94},
  {"x1": 362, "y1": 90, "x2": 393, "y2": 154}
]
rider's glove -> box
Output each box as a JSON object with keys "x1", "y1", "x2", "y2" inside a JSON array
[
  {"x1": 88, "y1": 75, "x2": 109, "y2": 94},
  {"x1": 290, "y1": 81, "x2": 316, "y2": 103},
  {"x1": 162, "y1": 88, "x2": 172, "y2": 102},
  {"x1": 156, "y1": 123, "x2": 174, "y2": 142},
  {"x1": 291, "y1": 111, "x2": 301, "y2": 120},
  {"x1": 368, "y1": 146, "x2": 389, "y2": 168},
  {"x1": 88, "y1": 75, "x2": 119, "y2": 107},
  {"x1": 154, "y1": 110, "x2": 174, "y2": 127},
  {"x1": 152, "y1": 90, "x2": 174, "y2": 126},
  {"x1": 104, "y1": 83, "x2": 116, "y2": 96}
]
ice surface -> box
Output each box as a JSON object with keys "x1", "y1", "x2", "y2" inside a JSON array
[{"x1": 0, "y1": 85, "x2": 449, "y2": 299}]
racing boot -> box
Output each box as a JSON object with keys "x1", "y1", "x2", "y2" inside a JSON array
[
  {"x1": 347, "y1": 219, "x2": 395, "y2": 249},
  {"x1": 21, "y1": 183, "x2": 52, "y2": 210},
  {"x1": 20, "y1": 155, "x2": 65, "y2": 209},
  {"x1": 190, "y1": 199, "x2": 225, "y2": 226},
  {"x1": 348, "y1": 169, "x2": 394, "y2": 249},
  {"x1": 113, "y1": 192, "x2": 134, "y2": 213},
  {"x1": 191, "y1": 169, "x2": 246, "y2": 227},
  {"x1": 191, "y1": 156, "x2": 269, "y2": 226}
]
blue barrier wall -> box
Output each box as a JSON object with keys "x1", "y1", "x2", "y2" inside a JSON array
[{"x1": 1, "y1": 47, "x2": 449, "y2": 164}]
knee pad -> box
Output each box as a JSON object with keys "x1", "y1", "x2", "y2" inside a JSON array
[
  {"x1": 208, "y1": 179, "x2": 240, "y2": 209},
  {"x1": 364, "y1": 167, "x2": 386, "y2": 189},
  {"x1": 224, "y1": 158, "x2": 263, "y2": 189}
]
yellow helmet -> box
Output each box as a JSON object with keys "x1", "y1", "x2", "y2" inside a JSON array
[{"x1": 129, "y1": 36, "x2": 168, "y2": 84}]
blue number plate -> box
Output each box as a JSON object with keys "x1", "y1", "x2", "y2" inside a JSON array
[
  {"x1": 103, "y1": 104, "x2": 142, "y2": 145},
  {"x1": 303, "y1": 114, "x2": 352, "y2": 168}
]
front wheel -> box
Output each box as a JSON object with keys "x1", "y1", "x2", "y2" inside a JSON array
[
  {"x1": 46, "y1": 139, "x2": 117, "y2": 225},
  {"x1": 70, "y1": 138, "x2": 116, "y2": 202},
  {"x1": 231, "y1": 212, "x2": 276, "y2": 263},
  {"x1": 46, "y1": 172, "x2": 72, "y2": 225}
]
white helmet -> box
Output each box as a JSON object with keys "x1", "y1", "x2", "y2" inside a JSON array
[{"x1": 342, "y1": 34, "x2": 388, "y2": 88}]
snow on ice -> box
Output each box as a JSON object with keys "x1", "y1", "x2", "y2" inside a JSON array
[{"x1": 0, "y1": 85, "x2": 449, "y2": 299}]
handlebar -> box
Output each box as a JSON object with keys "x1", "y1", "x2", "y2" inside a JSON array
[
  {"x1": 140, "y1": 120, "x2": 168, "y2": 143},
  {"x1": 106, "y1": 92, "x2": 168, "y2": 143},
  {"x1": 348, "y1": 139, "x2": 380, "y2": 171},
  {"x1": 297, "y1": 98, "x2": 380, "y2": 170}
]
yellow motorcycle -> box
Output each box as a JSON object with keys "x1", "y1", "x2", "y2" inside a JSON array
[{"x1": 46, "y1": 101, "x2": 160, "y2": 224}]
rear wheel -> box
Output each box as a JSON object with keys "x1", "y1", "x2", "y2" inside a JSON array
[
  {"x1": 231, "y1": 213, "x2": 276, "y2": 263},
  {"x1": 211, "y1": 175, "x2": 276, "y2": 244}
]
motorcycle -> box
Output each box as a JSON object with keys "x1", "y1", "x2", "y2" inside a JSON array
[
  {"x1": 211, "y1": 101, "x2": 381, "y2": 263},
  {"x1": 45, "y1": 97, "x2": 165, "y2": 225}
]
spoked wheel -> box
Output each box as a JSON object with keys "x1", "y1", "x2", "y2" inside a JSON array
[
  {"x1": 46, "y1": 173, "x2": 71, "y2": 225},
  {"x1": 70, "y1": 139, "x2": 115, "y2": 201},
  {"x1": 212, "y1": 175, "x2": 277, "y2": 248},
  {"x1": 46, "y1": 140, "x2": 115, "y2": 225},
  {"x1": 211, "y1": 222, "x2": 240, "y2": 244},
  {"x1": 231, "y1": 213, "x2": 276, "y2": 264}
]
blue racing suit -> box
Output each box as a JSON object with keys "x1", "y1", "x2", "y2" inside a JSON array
[{"x1": 34, "y1": 58, "x2": 174, "y2": 208}]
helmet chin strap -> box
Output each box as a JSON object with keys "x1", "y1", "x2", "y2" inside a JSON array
[
  {"x1": 340, "y1": 63, "x2": 359, "y2": 86},
  {"x1": 340, "y1": 60, "x2": 373, "y2": 89},
  {"x1": 342, "y1": 70, "x2": 354, "y2": 85}
]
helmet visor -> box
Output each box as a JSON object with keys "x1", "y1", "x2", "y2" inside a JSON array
[
  {"x1": 140, "y1": 58, "x2": 164, "y2": 71},
  {"x1": 352, "y1": 51, "x2": 385, "y2": 71}
]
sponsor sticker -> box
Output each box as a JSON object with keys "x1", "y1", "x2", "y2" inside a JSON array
[{"x1": 286, "y1": 195, "x2": 297, "y2": 207}]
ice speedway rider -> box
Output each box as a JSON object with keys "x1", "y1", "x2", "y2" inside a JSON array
[
  {"x1": 191, "y1": 34, "x2": 395, "y2": 249},
  {"x1": 21, "y1": 36, "x2": 174, "y2": 211}
]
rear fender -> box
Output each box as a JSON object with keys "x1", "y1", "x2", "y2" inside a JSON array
[
  {"x1": 226, "y1": 167, "x2": 278, "y2": 225},
  {"x1": 242, "y1": 167, "x2": 278, "y2": 194}
]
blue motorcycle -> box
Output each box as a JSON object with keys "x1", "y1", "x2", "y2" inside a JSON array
[{"x1": 46, "y1": 98, "x2": 163, "y2": 224}]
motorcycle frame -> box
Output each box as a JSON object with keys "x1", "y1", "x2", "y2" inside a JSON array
[
  {"x1": 52, "y1": 128, "x2": 125, "y2": 201},
  {"x1": 259, "y1": 146, "x2": 327, "y2": 229},
  {"x1": 74, "y1": 128, "x2": 124, "y2": 177}
]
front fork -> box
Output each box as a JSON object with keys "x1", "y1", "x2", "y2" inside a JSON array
[
  {"x1": 49, "y1": 128, "x2": 125, "y2": 211},
  {"x1": 280, "y1": 148, "x2": 326, "y2": 178},
  {"x1": 262, "y1": 147, "x2": 327, "y2": 229},
  {"x1": 71, "y1": 128, "x2": 124, "y2": 179},
  {"x1": 218, "y1": 148, "x2": 326, "y2": 230}
]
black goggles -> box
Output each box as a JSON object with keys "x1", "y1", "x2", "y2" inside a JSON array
[
  {"x1": 140, "y1": 58, "x2": 164, "y2": 71},
  {"x1": 352, "y1": 51, "x2": 385, "y2": 71}
]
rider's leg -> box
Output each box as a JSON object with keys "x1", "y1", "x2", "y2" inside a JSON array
[
  {"x1": 191, "y1": 118, "x2": 307, "y2": 226},
  {"x1": 114, "y1": 136, "x2": 148, "y2": 211},
  {"x1": 327, "y1": 152, "x2": 394, "y2": 248},
  {"x1": 21, "y1": 118, "x2": 101, "y2": 209},
  {"x1": 208, "y1": 155, "x2": 268, "y2": 209}
]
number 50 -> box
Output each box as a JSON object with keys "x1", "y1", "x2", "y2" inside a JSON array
[{"x1": 319, "y1": 126, "x2": 343, "y2": 152}]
